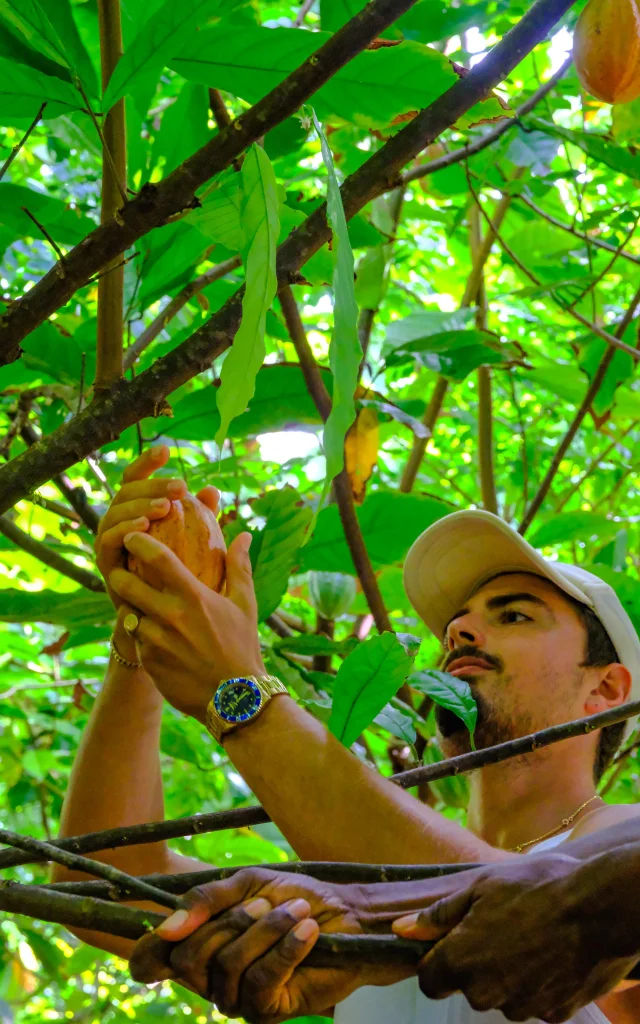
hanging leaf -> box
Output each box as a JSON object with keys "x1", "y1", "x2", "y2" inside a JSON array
[
  {"x1": 38, "y1": 0, "x2": 99, "y2": 100},
  {"x1": 344, "y1": 406, "x2": 379, "y2": 503},
  {"x1": 186, "y1": 172, "x2": 246, "y2": 253},
  {"x1": 313, "y1": 110, "x2": 361, "y2": 494},
  {"x1": 374, "y1": 703, "x2": 417, "y2": 744},
  {"x1": 214, "y1": 144, "x2": 279, "y2": 448},
  {"x1": 409, "y1": 669, "x2": 478, "y2": 749},
  {"x1": 102, "y1": 0, "x2": 225, "y2": 114},
  {"x1": 0, "y1": 0, "x2": 72, "y2": 69},
  {"x1": 0, "y1": 59, "x2": 82, "y2": 122},
  {"x1": 329, "y1": 632, "x2": 416, "y2": 747},
  {"x1": 249, "y1": 487, "x2": 312, "y2": 622}
]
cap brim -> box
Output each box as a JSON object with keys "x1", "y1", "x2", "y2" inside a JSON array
[{"x1": 403, "y1": 510, "x2": 594, "y2": 641}]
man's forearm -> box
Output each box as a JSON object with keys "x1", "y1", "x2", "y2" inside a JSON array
[{"x1": 224, "y1": 695, "x2": 510, "y2": 865}]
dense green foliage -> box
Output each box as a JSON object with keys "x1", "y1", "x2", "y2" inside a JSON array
[{"x1": 1, "y1": 0, "x2": 640, "y2": 1020}]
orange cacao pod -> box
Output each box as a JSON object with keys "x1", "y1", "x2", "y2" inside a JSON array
[
  {"x1": 128, "y1": 492, "x2": 226, "y2": 592},
  {"x1": 573, "y1": 0, "x2": 640, "y2": 104}
]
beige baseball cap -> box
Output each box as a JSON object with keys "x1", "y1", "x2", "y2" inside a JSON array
[{"x1": 403, "y1": 510, "x2": 640, "y2": 724}]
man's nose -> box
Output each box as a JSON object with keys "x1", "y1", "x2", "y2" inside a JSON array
[{"x1": 447, "y1": 613, "x2": 486, "y2": 650}]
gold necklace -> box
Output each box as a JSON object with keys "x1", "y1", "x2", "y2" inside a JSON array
[{"x1": 508, "y1": 795, "x2": 602, "y2": 853}]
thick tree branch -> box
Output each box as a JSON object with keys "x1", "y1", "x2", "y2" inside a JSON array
[
  {"x1": 0, "y1": 514, "x2": 105, "y2": 591},
  {"x1": 0, "y1": 0, "x2": 579, "y2": 515},
  {"x1": 123, "y1": 256, "x2": 242, "y2": 370},
  {"x1": 0, "y1": 828, "x2": 178, "y2": 909},
  {"x1": 519, "y1": 281, "x2": 640, "y2": 535},
  {"x1": 3, "y1": 698, "x2": 638, "y2": 870},
  {"x1": 95, "y1": 0, "x2": 127, "y2": 388},
  {"x1": 0, "y1": 0, "x2": 425, "y2": 365}
]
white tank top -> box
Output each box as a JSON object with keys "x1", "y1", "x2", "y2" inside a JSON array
[{"x1": 335, "y1": 831, "x2": 610, "y2": 1024}]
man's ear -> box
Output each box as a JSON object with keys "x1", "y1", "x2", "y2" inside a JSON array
[{"x1": 584, "y1": 663, "x2": 632, "y2": 715}]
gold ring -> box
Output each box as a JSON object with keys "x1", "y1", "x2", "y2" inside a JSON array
[{"x1": 123, "y1": 612, "x2": 140, "y2": 636}]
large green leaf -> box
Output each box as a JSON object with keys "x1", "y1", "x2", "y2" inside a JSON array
[
  {"x1": 0, "y1": 183, "x2": 96, "y2": 247},
  {"x1": 0, "y1": 0, "x2": 71, "y2": 69},
  {"x1": 0, "y1": 590, "x2": 113, "y2": 627},
  {"x1": 329, "y1": 632, "x2": 415, "y2": 747},
  {"x1": 531, "y1": 118, "x2": 640, "y2": 183},
  {"x1": 138, "y1": 222, "x2": 210, "y2": 309},
  {"x1": 102, "y1": 0, "x2": 225, "y2": 113},
  {"x1": 313, "y1": 111, "x2": 360, "y2": 487},
  {"x1": 384, "y1": 310, "x2": 475, "y2": 351},
  {"x1": 215, "y1": 144, "x2": 280, "y2": 447},
  {"x1": 156, "y1": 364, "x2": 333, "y2": 441},
  {"x1": 409, "y1": 669, "x2": 478, "y2": 748},
  {"x1": 150, "y1": 82, "x2": 211, "y2": 178},
  {"x1": 299, "y1": 491, "x2": 450, "y2": 573},
  {"x1": 0, "y1": 58, "x2": 82, "y2": 122},
  {"x1": 21, "y1": 320, "x2": 95, "y2": 387},
  {"x1": 38, "y1": 0, "x2": 99, "y2": 100},
  {"x1": 385, "y1": 329, "x2": 511, "y2": 382},
  {"x1": 579, "y1": 337, "x2": 635, "y2": 419},
  {"x1": 250, "y1": 488, "x2": 312, "y2": 621},
  {"x1": 186, "y1": 173, "x2": 246, "y2": 253},
  {"x1": 529, "y1": 512, "x2": 621, "y2": 549},
  {"x1": 585, "y1": 565, "x2": 640, "y2": 636},
  {"x1": 173, "y1": 26, "x2": 501, "y2": 130}
]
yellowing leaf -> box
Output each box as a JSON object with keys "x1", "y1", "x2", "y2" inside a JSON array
[{"x1": 344, "y1": 406, "x2": 379, "y2": 504}]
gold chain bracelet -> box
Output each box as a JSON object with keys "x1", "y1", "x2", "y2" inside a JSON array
[{"x1": 109, "y1": 636, "x2": 142, "y2": 670}]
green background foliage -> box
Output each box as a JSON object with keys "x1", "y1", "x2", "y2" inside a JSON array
[{"x1": 1, "y1": 0, "x2": 640, "y2": 1020}]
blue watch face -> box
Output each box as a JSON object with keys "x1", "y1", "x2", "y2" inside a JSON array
[{"x1": 214, "y1": 678, "x2": 262, "y2": 724}]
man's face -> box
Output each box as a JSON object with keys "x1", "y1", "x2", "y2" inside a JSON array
[{"x1": 438, "y1": 572, "x2": 593, "y2": 757}]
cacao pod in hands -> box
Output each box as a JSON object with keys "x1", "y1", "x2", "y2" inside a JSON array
[
  {"x1": 128, "y1": 492, "x2": 226, "y2": 592},
  {"x1": 573, "y1": 0, "x2": 640, "y2": 105}
]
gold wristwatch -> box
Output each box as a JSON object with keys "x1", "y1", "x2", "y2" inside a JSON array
[{"x1": 205, "y1": 674, "x2": 288, "y2": 744}]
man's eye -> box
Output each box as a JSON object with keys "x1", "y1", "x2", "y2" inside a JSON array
[{"x1": 500, "y1": 609, "x2": 531, "y2": 624}]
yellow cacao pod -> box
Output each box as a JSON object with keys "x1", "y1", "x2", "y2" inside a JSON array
[
  {"x1": 573, "y1": 0, "x2": 640, "y2": 104},
  {"x1": 128, "y1": 492, "x2": 226, "y2": 592}
]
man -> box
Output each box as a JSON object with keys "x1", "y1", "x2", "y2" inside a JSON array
[{"x1": 52, "y1": 446, "x2": 640, "y2": 1022}]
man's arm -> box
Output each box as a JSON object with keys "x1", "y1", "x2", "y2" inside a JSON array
[{"x1": 111, "y1": 529, "x2": 512, "y2": 868}]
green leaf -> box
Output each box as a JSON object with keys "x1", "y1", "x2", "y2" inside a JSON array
[
  {"x1": 186, "y1": 173, "x2": 246, "y2": 253},
  {"x1": 374, "y1": 703, "x2": 416, "y2": 744},
  {"x1": 102, "y1": 0, "x2": 225, "y2": 114},
  {"x1": 0, "y1": 183, "x2": 96, "y2": 246},
  {"x1": 38, "y1": 0, "x2": 99, "y2": 100},
  {"x1": 409, "y1": 669, "x2": 477, "y2": 748},
  {"x1": 174, "y1": 27, "x2": 461, "y2": 130},
  {"x1": 531, "y1": 118, "x2": 640, "y2": 183},
  {"x1": 585, "y1": 565, "x2": 640, "y2": 636},
  {"x1": 249, "y1": 488, "x2": 312, "y2": 621},
  {"x1": 0, "y1": 590, "x2": 113, "y2": 627},
  {"x1": 138, "y1": 222, "x2": 210, "y2": 309},
  {"x1": 151, "y1": 82, "x2": 211, "y2": 178},
  {"x1": 529, "y1": 511, "x2": 621, "y2": 549},
  {"x1": 384, "y1": 310, "x2": 475, "y2": 350},
  {"x1": 328, "y1": 632, "x2": 415, "y2": 747},
  {"x1": 0, "y1": 58, "x2": 82, "y2": 122},
  {"x1": 312, "y1": 111, "x2": 360, "y2": 488},
  {"x1": 0, "y1": 0, "x2": 72, "y2": 69},
  {"x1": 300, "y1": 491, "x2": 450, "y2": 573},
  {"x1": 578, "y1": 337, "x2": 634, "y2": 418},
  {"x1": 354, "y1": 247, "x2": 388, "y2": 310},
  {"x1": 273, "y1": 634, "x2": 359, "y2": 657},
  {"x1": 385, "y1": 329, "x2": 511, "y2": 381},
  {"x1": 215, "y1": 144, "x2": 280, "y2": 448}
]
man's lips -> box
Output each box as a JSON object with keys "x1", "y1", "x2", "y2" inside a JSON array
[{"x1": 446, "y1": 656, "x2": 495, "y2": 676}]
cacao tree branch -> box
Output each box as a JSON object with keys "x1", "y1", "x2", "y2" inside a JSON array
[
  {"x1": 0, "y1": 0, "x2": 579, "y2": 515},
  {"x1": 0, "y1": 828, "x2": 178, "y2": 909},
  {"x1": 470, "y1": 203, "x2": 498, "y2": 515},
  {"x1": 95, "y1": 0, "x2": 127, "y2": 389},
  {"x1": 19, "y1": 420, "x2": 101, "y2": 533},
  {"x1": 3, "y1": 698, "x2": 638, "y2": 870},
  {"x1": 123, "y1": 256, "x2": 242, "y2": 370},
  {"x1": 519, "y1": 280, "x2": 640, "y2": 535},
  {"x1": 0, "y1": 102, "x2": 47, "y2": 182},
  {"x1": 514, "y1": 192, "x2": 640, "y2": 267},
  {"x1": 0, "y1": 514, "x2": 105, "y2": 591},
  {"x1": 0, "y1": 0, "x2": 425, "y2": 366}
]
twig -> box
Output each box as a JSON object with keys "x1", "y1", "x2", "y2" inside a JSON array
[
  {"x1": 0, "y1": 514, "x2": 105, "y2": 591},
  {"x1": 75, "y1": 77, "x2": 128, "y2": 209},
  {"x1": 401, "y1": 55, "x2": 573, "y2": 186},
  {"x1": 470, "y1": 203, "x2": 498, "y2": 514},
  {"x1": 88, "y1": 250, "x2": 139, "y2": 286},
  {"x1": 554, "y1": 421, "x2": 637, "y2": 513},
  {"x1": 513, "y1": 193, "x2": 640, "y2": 266},
  {"x1": 294, "y1": 0, "x2": 316, "y2": 26},
  {"x1": 279, "y1": 286, "x2": 395, "y2": 635},
  {"x1": 519, "y1": 281, "x2": 640, "y2": 534},
  {"x1": 0, "y1": 678, "x2": 100, "y2": 701},
  {"x1": 123, "y1": 256, "x2": 242, "y2": 370},
  {"x1": 0, "y1": 102, "x2": 47, "y2": 182},
  {"x1": 0, "y1": 828, "x2": 179, "y2": 909},
  {"x1": 21, "y1": 208, "x2": 66, "y2": 264},
  {"x1": 4, "y1": 699, "x2": 640, "y2": 870},
  {"x1": 506, "y1": 373, "x2": 530, "y2": 516},
  {"x1": 0, "y1": 0, "x2": 582, "y2": 510},
  {"x1": 208, "y1": 90, "x2": 242, "y2": 171},
  {"x1": 567, "y1": 207, "x2": 640, "y2": 311},
  {"x1": 27, "y1": 494, "x2": 82, "y2": 524},
  {"x1": 399, "y1": 377, "x2": 448, "y2": 493}
]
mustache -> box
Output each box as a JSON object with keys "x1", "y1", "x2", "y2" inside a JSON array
[{"x1": 442, "y1": 644, "x2": 503, "y2": 674}]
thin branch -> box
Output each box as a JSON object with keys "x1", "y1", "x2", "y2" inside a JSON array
[
  {"x1": 4, "y1": 699, "x2": 640, "y2": 870},
  {"x1": 123, "y1": 255, "x2": 242, "y2": 370},
  {"x1": 358, "y1": 186, "x2": 405, "y2": 375},
  {"x1": 399, "y1": 376, "x2": 448, "y2": 493},
  {"x1": 208, "y1": 89, "x2": 242, "y2": 172},
  {"x1": 0, "y1": 102, "x2": 47, "y2": 182},
  {"x1": 554, "y1": 421, "x2": 637, "y2": 513},
  {"x1": 0, "y1": 0, "x2": 581, "y2": 512},
  {"x1": 514, "y1": 193, "x2": 640, "y2": 267},
  {"x1": 566, "y1": 206, "x2": 640, "y2": 311},
  {"x1": 401, "y1": 55, "x2": 573, "y2": 186},
  {"x1": 0, "y1": 678, "x2": 100, "y2": 701},
  {"x1": 21, "y1": 208, "x2": 66, "y2": 264},
  {"x1": 0, "y1": 828, "x2": 178, "y2": 909},
  {"x1": 27, "y1": 494, "x2": 83, "y2": 524},
  {"x1": 294, "y1": 0, "x2": 316, "y2": 26},
  {"x1": 470, "y1": 203, "x2": 498, "y2": 514},
  {"x1": 0, "y1": 0, "x2": 429, "y2": 365},
  {"x1": 278, "y1": 286, "x2": 394, "y2": 636},
  {"x1": 0, "y1": 514, "x2": 105, "y2": 591},
  {"x1": 19, "y1": 420, "x2": 101, "y2": 533},
  {"x1": 519, "y1": 281, "x2": 640, "y2": 535},
  {"x1": 506, "y1": 373, "x2": 530, "y2": 515}
]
